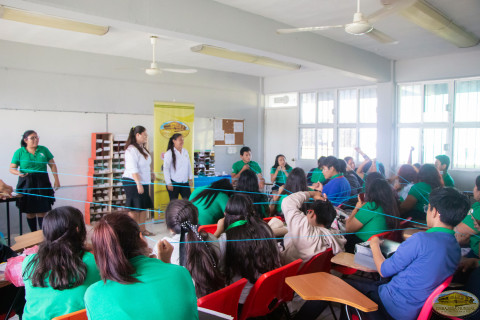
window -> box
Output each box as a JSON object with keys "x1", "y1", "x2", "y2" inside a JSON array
[
  {"x1": 397, "y1": 78, "x2": 480, "y2": 169},
  {"x1": 299, "y1": 87, "x2": 377, "y2": 161}
]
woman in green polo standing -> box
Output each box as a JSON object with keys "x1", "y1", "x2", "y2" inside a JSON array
[{"x1": 9, "y1": 130, "x2": 60, "y2": 232}]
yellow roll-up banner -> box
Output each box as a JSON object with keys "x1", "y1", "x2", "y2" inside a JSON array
[{"x1": 154, "y1": 102, "x2": 195, "y2": 218}]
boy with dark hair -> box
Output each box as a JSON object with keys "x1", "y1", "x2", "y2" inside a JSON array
[
  {"x1": 360, "y1": 187, "x2": 470, "y2": 320},
  {"x1": 231, "y1": 146, "x2": 264, "y2": 187},
  {"x1": 435, "y1": 154, "x2": 454, "y2": 187},
  {"x1": 309, "y1": 156, "x2": 327, "y2": 184},
  {"x1": 313, "y1": 156, "x2": 351, "y2": 206},
  {"x1": 281, "y1": 190, "x2": 346, "y2": 264}
]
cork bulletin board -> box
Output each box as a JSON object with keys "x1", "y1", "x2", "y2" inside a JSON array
[{"x1": 214, "y1": 118, "x2": 244, "y2": 146}]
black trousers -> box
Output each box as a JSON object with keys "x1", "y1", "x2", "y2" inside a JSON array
[{"x1": 167, "y1": 181, "x2": 191, "y2": 200}]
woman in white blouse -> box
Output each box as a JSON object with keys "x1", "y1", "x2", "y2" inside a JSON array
[
  {"x1": 164, "y1": 133, "x2": 193, "y2": 201},
  {"x1": 122, "y1": 126, "x2": 154, "y2": 235}
]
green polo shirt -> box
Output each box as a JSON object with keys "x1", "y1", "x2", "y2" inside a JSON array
[
  {"x1": 189, "y1": 185, "x2": 230, "y2": 225},
  {"x1": 270, "y1": 166, "x2": 292, "y2": 185},
  {"x1": 11, "y1": 146, "x2": 54, "y2": 174},
  {"x1": 275, "y1": 194, "x2": 288, "y2": 213},
  {"x1": 355, "y1": 202, "x2": 388, "y2": 242},
  {"x1": 85, "y1": 255, "x2": 198, "y2": 320},
  {"x1": 310, "y1": 168, "x2": 326, "y2": 184},
  {"x1": 426, "y1": 227, "x2": 455, "y2": 235},
  {"x1": 22, "y1": 252, "x2": 101, "y2": 320},
  {"x1": 443, "y1": 172, "x2": 455, "y2": 187},
  {"x1": 232, "y1": 160, "x2": 262, "y2": 175},
  {"x1": 461, "y1": 202, "x2": 480, "y2": 256},
  {"x1": 408, "y1": 182, "x2": 432, "y2": 212}
]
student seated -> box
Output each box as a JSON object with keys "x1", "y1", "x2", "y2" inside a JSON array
[
  {"x1": 236, "y1": 169, "x2": 269, "y2": 217},
  {"x1": 189, "y1": 178, "x2": 233, "y2": 225},
  {"x1": 340, "y1": 159, "x2": 363, "y2": 208},
  {"x1": 163, "y1": 199, "x2": 224, "y2": 297},
  {"x1": 345, "y1": 173, "x2": 400, "y2": 253},
  {"x1": 355, "y1": 187, "x2": 470, "y2": 320},
  {"x1": 85, "y1": 213, "x2": 198, "y2": 320},
  {"x1": 231, "y1": 146, "x2": 264, "y2": 188},
  {"x1": 270, "y1": 154, "x2": 292, "y2": 192},
  {"x1": 455, "y1": 175, "x2": 480, "y2": 259},
  {"x1": 391, "y1": 164, "x2": 418, "y2": 201},
  {"x1": 435, "y1": 154, "x2": 454, "y2": 187},
  {"x1": 400, "y1": 163, "x2": 443, "y2": 221},
  {"x1": 308, "y1": 156, "x2": 326, "y2": 185},
  {"x1": 281, "y1": 190, "x2": 346, "y2": 264},
  {"x1": 313, "y1": 156, "x2": 351, "y2": 206},
  {"x1": 270, "y1": 167, "x2": 309, "y2": 215},
  {"x1": 22, "y1": 206, "x2": 101, "y2": 320},
  {"x1": 215, "y1": 194, "x2": 281, "y2": 304}
]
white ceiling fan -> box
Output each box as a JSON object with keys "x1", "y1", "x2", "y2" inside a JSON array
[
  {"x1": 276, "y1": 0, "x2": 416, "y2": 44},
  {"x1": 145, "y1": 36, "x2": 197, "y2": 75}
]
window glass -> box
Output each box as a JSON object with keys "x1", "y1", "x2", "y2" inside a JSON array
[
  {"x1": 455, "y1": 80, "x2": 480, "y2": 123},
  {"x1": 423, "y1": 128, "x2": 447, "y2": 164},
  {"x1": 317, "y1": 128, "x2": 334, "y2": 157},
  {"x1": 398, "y1": 128, "x2": 420, "y2": 165},
  {"x1": 318, "y1": 91, "x2": 334, "y2": 123},
  {"x1": 359, "y1": 88, "x2": 377, "y2": 123},
  {"x1": 338, "y1": 128, "x2": 357, "y2": 160},
  {"x1": 338, "y1": 89, "x2": 357, "y2": 123},
  {"x1": 300, "y1": 128, "x2": 316, "y2": 159},
  {"x1": 359, "y1": 128, "x2": 377, "y2": 159},
  {"x1": 300, "y1": 93, "x2": 316, "y2": 124},
  {"x1": 454, "y1": 128, "x2": 480, "y2": 169},
  {"x1": 399, "y1": 85, "x2": 422, "y2": 123},
  {"x1": 424, "y1": 83, "x2": 448, "y2": 122}
]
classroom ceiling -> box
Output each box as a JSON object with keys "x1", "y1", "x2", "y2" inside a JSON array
[{"x1": 0, "y1": 0, "x2": 479, "y2": 79}]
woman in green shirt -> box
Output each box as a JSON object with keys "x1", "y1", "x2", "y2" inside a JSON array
[
  {"x1": 10, "y1": 130, "x2": 60, "y2": 232},
  {"x1": 189, "y1": 178, "x2": 233, "y2": 225},
  {"x1": 455, "y1": 175, "x2": 480, "y2": 258},
  {"x1": 85, "y1": 213, "x2": 199, "y2": 320},
  {"x1": 345, "y1": 173, "x2": 400, "y2": 253},
  {"x1": 22, "y1": 206, "x2": 101, "y2": 320},
  {"x1": 270, "y1": 167, "x2": 309, "y2": 215},
  {"x1": 400, "y1": 164, "x2": 443, "y2": 221},
  {"x1": 270, "y1": 154, "x2": 292, "y2": 192}
]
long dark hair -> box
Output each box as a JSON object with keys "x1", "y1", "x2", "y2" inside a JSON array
[
  {"x1": 418, "y1": 164, "x2": 443, "y2": 189},
  {"x1": 191, "y1": 179, "x2": 233, "y2": 210},
  {"x1": 224, "y1": 194, "x2": 280, "y2": 284},
  {"x1": 91, "y1": 213, "x2": 150, "y2": 284},
  {"x1": 167, "y1": 133, "x2": 183, "y2": 170},
  {"x1": 165, "y1": 200, "x2": 224, "y2": 297},
  {"x1": 20, "y1": 130, "x2": 36, "y2": 147},
  {"x1": 281, "y1": 167, "x2": 309, "y2": 212},
  {"x1": 125, "y1": 126, "x2": 150, "y2": 159},
  {"x1": 236, "y1": 170, "x2": 268, "y2": 217},
  {"x1": 271, "y1": 154, "x2": 292, "y2": 170},
  {"x1": 397, "y1": 164, "x2": 418, "y2": 185},
  {"x1": 23, "y1": 206, "x2": 87, "y2": 289},
  {"x1": 365, "y1": 173, "x2": 400, "y2": 229}
]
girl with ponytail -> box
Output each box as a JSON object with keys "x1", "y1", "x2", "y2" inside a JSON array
[
  {"x1": 85, "y1": 213, "x2": 198, "y2": 320},
  {"x1": 22, "y1": 206, "x2": 101, "y2": 320},
  {"x1": 164, "y1": 199, "x2": 225, "y2": 297},
  {"x1": 164, "y1": 133, "x2": 193, "y2": 200},
  {"x1": 122, "y1": 125, "x2": 154, "y2": 236}
]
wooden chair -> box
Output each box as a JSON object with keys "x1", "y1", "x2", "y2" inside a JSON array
[
  {"x1": 197, "y1": 278, "x2": 247, "y2": 320},
  {"x1": 239, "y1": 259, "x2": 302, "y2": 320},
  {"x1": 52, "y1": 309, "x2": 87, "y2": 320},
  {"x1": 416, "y1": 276, "x2": 453, "y2": 320},
  {"x1": 11, "y1": 230, "x2": 44, "y2": 252}
]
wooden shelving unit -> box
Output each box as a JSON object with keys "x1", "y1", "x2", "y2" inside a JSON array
[{"x1": 85, "y1": 133, "x2": 127, "y2": 225}]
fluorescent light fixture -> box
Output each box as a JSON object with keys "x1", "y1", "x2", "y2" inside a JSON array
[
  {"x1": 191, "y1": 45, "x2": 301, "y2": 70},
  {"x1": 0, "y1": 5, "x2": 109, "y2": 35},
  {"x1": 400, "y1": 0, "x2": 479, "y2": 48}
]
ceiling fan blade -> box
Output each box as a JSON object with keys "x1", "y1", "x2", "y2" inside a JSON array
[
  {"x1": 366, "y1": 28, "x2": 398, "y2": 44},
  {"x1": 277, "y1": 25, "x2": 344, "y2": 34},
  {"x1": 162, "y1": 68, "x2": 198, "y2": 74},
  {"x1": 368, "y1": 0, "x2": 417, "y2": 23}
]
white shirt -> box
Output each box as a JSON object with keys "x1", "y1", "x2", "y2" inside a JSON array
[
  {"x1": 163, "y1": 148, "x2": 193, "y2": 185},
  {"x1": 122, "y1": 145, "x2": 152, "y2": 185}
]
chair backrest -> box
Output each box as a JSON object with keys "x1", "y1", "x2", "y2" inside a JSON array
[
  {"x1": 297, "y1": 248, "x2": 334, "y2": 275},
  {"x1": 52, "y1": 309, "x2": 87, "y2": 320},
  {"x1": 417, "y1": 276, "x2": 453, "y2": 320},
  {"x1": 368, "y1": 230, "x2": 403, "y2": 243},
  {"x1": 279, "y1": 259, "x2": 303, "y2": 304},
  {"x1": 263, "y1": 216, "x2": 284, "y2": 223},
  {"x1": 367, "y1": 231, "x2": 393, "y2": 241},
  {"x1": 198, "y1": 224, "x2": 217, "y2": 234},
  {"x1": 197, "y1": 278, "x2": 248, "y2": 320},
  {"x1": 239, "y1": 259, "x2": 302, "y2": 320}
]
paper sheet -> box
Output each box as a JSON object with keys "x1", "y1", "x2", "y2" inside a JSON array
[
  {"x1": 225, "y1": 133, "x2": 235, "y2": 145},
  {"x1": 233, "y1": 121, "x2": 243, "y2": 133},
  {"x1": 214, "y1": 129, "x2": 224, "y2": 141},
  {"x1": 215, "y1": 118, "x2": 223, "y2": 130}
]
